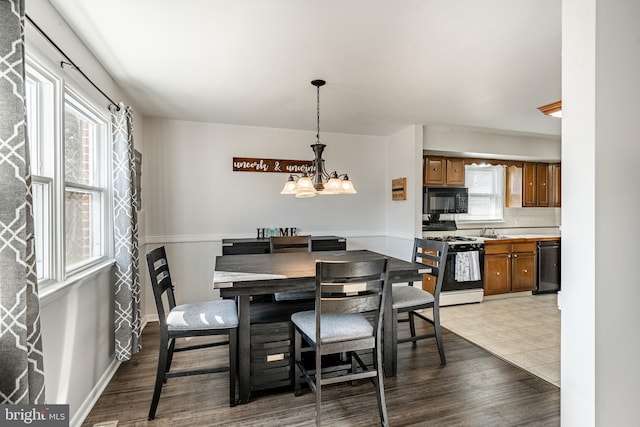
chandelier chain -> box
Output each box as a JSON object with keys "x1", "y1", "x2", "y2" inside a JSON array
[{"x1": 316, "y1": 84, "x2": 321, "y2": 142}]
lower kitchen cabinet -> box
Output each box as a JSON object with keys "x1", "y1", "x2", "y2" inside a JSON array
[
  {"x1": 484, "y1": 241, "x2": 537, "y2": 296},
  {"x1": 422, "y1": 273, "x2": 437, "y2": 295}
]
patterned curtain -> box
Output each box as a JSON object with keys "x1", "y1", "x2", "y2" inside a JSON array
[
  {"x1": 0, "y1": 0, "x2": 46, "y2": 404},
  {"x1": 111, "y1": 103, "x2": 141, "y2": 361}
]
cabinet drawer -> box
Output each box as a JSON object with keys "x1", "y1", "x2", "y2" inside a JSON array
[
  {"x1": 512, "y1": 242, "x2": 536, "y2": 253},
  {"x1": 485, "y1": 243, "x2": 511, "y2": 255},
  {"x1": 311, "y1": 238, "x2": 346, "y2": 251},
  {"x1": 222, "y1": 242, "x2": 269, "y2": 255},
  {"x1": 250, "y1": 321, "x2": 294, "y2": 390}
]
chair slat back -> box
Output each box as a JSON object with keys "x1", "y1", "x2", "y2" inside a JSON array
[
  {"x1": 269, "y1": 235, "x2": 312, "y2": 253},
  {"x1": 411, "y1": 238, "x2": 449, "y2": 297},
  {"x1": 146, "y1": 246, "x2": 177, "y2": 325},
  {"x1": 316, "y1": 258, "x2": 389, "y2": 320}
]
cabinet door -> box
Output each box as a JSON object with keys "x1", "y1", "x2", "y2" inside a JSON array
[
  {"x1": 422, "y1": 274, "x2": 437, "y2": 295},
  {"x1": 424, "y1": 157, "x2": 445, "y2": 186},
  {"x1": 484, "y1": 254, "x2": 511, "y2": 296},
  {"x1": 536, "y1": 163, "x2": 550, "y2": 207},
  {"x1": 511, "y1": 252, "x2": 536, "y2": 292},
  {"x1": 446, "y1": 158, "x2": 465, "y2": 186},
  {"x1": 506, "y1": 165, "x2": 523, "y2": 207},
  {"x1": 551, "y1": 163, "x2": 561, "y2": 207},
  {"x1": 523, "y1": 163, "x2": 537, "y2": 206}
]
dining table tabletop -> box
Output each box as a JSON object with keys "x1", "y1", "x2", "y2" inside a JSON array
[{"x1": 213, "y1": 249, "x2": 430, "y2": 404}]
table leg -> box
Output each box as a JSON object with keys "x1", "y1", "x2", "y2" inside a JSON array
[{"x1": 237, "y1": 295, "x2": 251, "y2": 404}]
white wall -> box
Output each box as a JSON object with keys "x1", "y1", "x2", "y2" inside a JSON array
[
  {"x1": 563, "y1": 1, "x2": 640, "y2": 426},
  {"x1": 423, "y1": 124, "x2": 561, "y2": 161},
  {"x1": 383, "y1": 125, "x2": 424, "y2": 260},
  {"x1": 142, "y1": 118, "x2": 392, "y2": 304}
]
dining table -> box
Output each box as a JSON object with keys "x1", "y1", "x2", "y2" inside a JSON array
[{"x1": 213, "y1": 249, "x2": 430, "y2": 404}]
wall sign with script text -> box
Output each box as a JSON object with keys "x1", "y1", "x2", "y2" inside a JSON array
[{"x1": 233, "y1": 157, "x2": 315, "y2": 174}]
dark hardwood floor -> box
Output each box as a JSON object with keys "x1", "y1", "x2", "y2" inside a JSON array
[{"x1": 82, "y1": 321, "x2": 559, "y2": 426}]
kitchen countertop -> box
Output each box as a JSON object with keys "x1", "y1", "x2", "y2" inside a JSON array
[
  {"x1": 475, "y1": 234, "x2": 561, "y2": 243},
  {"x1": 422, "y1": 230, "x2": 561, "y2": 243}
]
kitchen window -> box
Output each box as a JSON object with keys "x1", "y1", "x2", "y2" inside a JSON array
[
  {"x1": 26, "y1": 55, "x2": 111, "y2": 287},
  {"x1": 457, "y1": 165, "x2": 505, "y2": 222}
]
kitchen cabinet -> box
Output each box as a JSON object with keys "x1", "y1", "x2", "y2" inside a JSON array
[
  {"x1": 536, "y1": 163, "x2": 550, "y2": 206},
  {"x1": 446, "y1": 158, "x2": 465, "y2": 186},
  {"x1": 522, "y1": 162, "x2": 557, "y2": 207},
  {"x1": 420, "y1": 247, "x2": 438, "y2": 294},
  {"x1": 506, "y1": 165, "x2": 523, "y2": 207},
  {"x1": 422, "y1": 273, "x2": 437, "y2": 295},
  {"x1": 424, "y1": 156, "x2": 445, "y2": 186},
  {"x1": 484, "y1": 241, "x2": 537, "y2": 296},
  {"x1": 550, "y1": 163, "x2": 561, "y2": 207},
  {"x1": 423, "y1": 156, "x2": 465, "y2": 187}
]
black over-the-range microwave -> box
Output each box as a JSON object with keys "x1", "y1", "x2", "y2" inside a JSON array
[{"x1": 423, "y1": 187, "x2": 469, "y2": 214}]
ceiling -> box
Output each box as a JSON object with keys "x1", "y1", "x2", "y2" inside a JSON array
[{"x1": 47, "y1": 0, "x2": 561, "y2": 137}]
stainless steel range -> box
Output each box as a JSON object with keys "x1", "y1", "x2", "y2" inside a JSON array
[{"x1": 425, "y1": 236, "x2": 485, "y2": 306}]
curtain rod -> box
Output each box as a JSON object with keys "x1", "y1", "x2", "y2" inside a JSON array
[{"x1": 25, "y1": 14, "x2": 120, "y2": 111}]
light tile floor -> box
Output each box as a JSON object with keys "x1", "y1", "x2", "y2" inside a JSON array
[{"x1": 438, "y1": 293, "x2": 561, "y2": 387}]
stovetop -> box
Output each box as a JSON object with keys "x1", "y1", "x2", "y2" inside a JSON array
[
  {"x1": 425, "y1": 235, "x2": 484, "y2": 250},
  {"x1": 426, "y1": 236, "x2": 478, "y2": 242}
]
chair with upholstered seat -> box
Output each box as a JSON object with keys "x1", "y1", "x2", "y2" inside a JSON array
[
  {"x1": 270, "y1": 235, "x2": 315, "y2": 302},
  {"x1": 392, "y1": 238, "x2": 448, "y2": 368},
  {"x1": 292, "y1": 258, "x2": 390, "y2": 426},
  {"x1": 146, "y1": 246, "x2": 238, "y2": 420}
]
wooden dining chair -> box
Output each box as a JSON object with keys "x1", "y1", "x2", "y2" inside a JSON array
[
  {"x1": 292, "y1": 258, "x2": 390, "y2": 426},
  {"x1": 270, "y1": 235, "x2": 315, "y2": 301},
  {"x1": 146, "y1": 246, "x2": 238, "y2": 420},
  {"x1": 392, "y1": 238, "x2": 449, "y2": 369}
]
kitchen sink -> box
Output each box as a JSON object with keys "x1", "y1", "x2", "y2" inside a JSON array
[{"x1": 480, "y1": 235, "x2": 513, "y2": 239}]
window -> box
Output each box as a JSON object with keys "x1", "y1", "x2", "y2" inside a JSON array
[
  {"x1": 457, "y1": 165, "x2": 505, "y2": 222},
  {"x1": 26, "y1": 63, "x2": 55, "y2": 282},
  {"x1": 63, "y1": 94, "x2": 108, "y2": 271},
  {"x1": 25, "y1": 55, "x2": 111, "y2": 286}
]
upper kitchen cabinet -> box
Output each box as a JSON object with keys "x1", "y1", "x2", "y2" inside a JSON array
[
  {"x1": 446, "y1": 158, "x2": 465, "y2": 186},
  {"x1": 506, "y1": 165, "x2": 523, "y2": 207},
  {"x1": 550, "y1": 163, "x2": 561, "y2": 207},
  {"x1": 423, "y1": 156, "x2": 465, "y2": 187},
  {"x1": 523, "y1": 162, "x2": 560, "y2": 207}
]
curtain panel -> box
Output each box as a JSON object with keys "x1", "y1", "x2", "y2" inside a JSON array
[
  {"x1": 111, "y1": 103, "x2": 141, "y2": 361},
  {"x1": 0, "y1": 0, "x2": 46, "y2": 404}
]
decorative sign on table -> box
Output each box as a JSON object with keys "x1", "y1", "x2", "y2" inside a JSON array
[
  {"x1": 392, "y1": 177, "x2": 407, "y2": 201},
  {"x1": 233, "y1": 157, "x2": 314, "y2": 174}
]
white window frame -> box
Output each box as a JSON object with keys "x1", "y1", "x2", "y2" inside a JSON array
[
  {"x1": 63, "y1": 89, "x2": 110, "y2": 273},
  {"x1": 457, "y1": 164, "x2": 505, "y2": 223},
  {"x1": 25, "y1": 52, "x2": 113, "y2": 290},
  {"x1": 25, "y1": 59, "x2": 58, "y2": 285}
]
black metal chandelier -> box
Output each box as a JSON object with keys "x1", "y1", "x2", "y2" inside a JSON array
[{"x1": 280, "y1": 79, "x2": 357, "y2": 198}]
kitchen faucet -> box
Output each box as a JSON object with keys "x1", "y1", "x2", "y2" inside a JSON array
[{"x1": 481, "y1": 226, "x2": 496, "y2": 237}]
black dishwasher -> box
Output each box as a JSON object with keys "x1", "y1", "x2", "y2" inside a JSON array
[{"x1": 535, "y1": 240, "x2": 561, "y2": 294}]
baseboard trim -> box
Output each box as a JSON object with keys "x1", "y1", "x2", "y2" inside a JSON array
[
  {"x1": 71, "y1": 316, "x2": 157, "y2": 427},
  {"x1": 71, "y1": 358, "x2": 121, "y2": 427}
]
